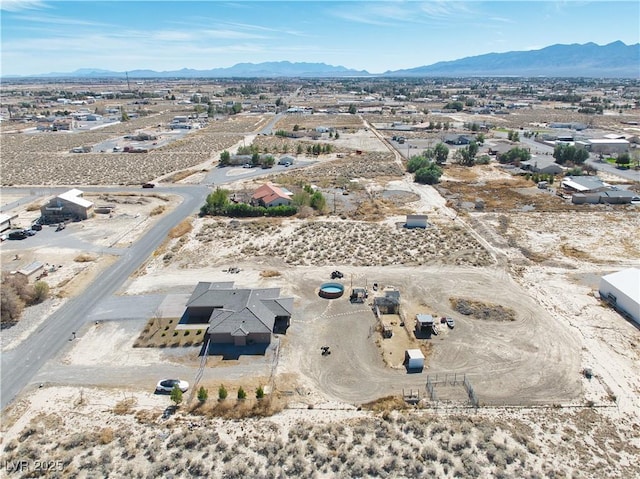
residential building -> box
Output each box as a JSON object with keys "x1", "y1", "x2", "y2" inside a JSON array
[
  {"x1": 181, "y1": 281, "x2": 293, "y2": 346},
  {"x1": 40, "y1": 189, "x2": 94, "y2": 223},
  {"x1": 251, "y1": 183, "x2": 292, "y2": 208}
]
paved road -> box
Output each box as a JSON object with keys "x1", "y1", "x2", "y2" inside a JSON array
[{"x1": 0, "y1": 185, "x2": 206, "y2": 409}]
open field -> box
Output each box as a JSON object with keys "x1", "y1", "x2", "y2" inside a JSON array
[
  {"x1": 0, "y1": 114, "x2": 262, "y2": 185},
  {"x1": 2, "y1": 81, "x2": 639, "y2": 478},
  {"x1": 1, "y1": 386, "x2": 638, "y2": 479}
]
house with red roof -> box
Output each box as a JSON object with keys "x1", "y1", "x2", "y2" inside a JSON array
[{"x1": 251, "y1": 183, "x2": 293, "y2": 207}]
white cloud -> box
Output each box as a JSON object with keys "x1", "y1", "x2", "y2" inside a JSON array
[{"x1": 0, "y1": 0, "x2": 47, "y2": 12}]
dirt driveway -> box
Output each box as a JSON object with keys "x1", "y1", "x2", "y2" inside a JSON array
[{"x1": 276, "y1": 265, "x2": 582, "y2": 406}]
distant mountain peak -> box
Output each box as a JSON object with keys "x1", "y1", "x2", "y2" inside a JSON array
[{"x1": 6, "y1": 41, "x2": 638, "y2": 79}]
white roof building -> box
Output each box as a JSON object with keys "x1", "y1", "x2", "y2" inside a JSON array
[
  {"x1": 599, "y1": 268, "x2": 640, "y2": 325},
  {"x1": 57, "y1": 189, "x2": 93, "y2": 208}
]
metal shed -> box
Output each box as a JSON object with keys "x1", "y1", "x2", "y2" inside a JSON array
[
  {"x1": 406, "y1": 214, "x2": 428, "y2": 229},
  {"x1": 405, "y1": 349, "x2": 425, "y2": 371}
]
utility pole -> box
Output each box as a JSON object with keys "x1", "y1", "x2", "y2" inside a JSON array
[{"x1": 125, "y1": 71, "x2": 131, "y2": 92}]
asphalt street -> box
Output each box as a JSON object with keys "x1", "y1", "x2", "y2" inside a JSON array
[{"x1": 0, "y1": 185, "x2": 206, "y2": 409}]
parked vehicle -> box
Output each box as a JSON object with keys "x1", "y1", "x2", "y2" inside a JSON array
[
  {"x1": 331, "y1": 270, "x2": 344, "y2": 279},
  {"x1": 31, "y1": 223, "x2": 42, "y2": 231},
  {"x1": 142, "y1": 182, "x2": 155, "y2": 188},
  {"x1": 8, "y1": 230, "x2": 27, "y2": 240},
  {"x1": 55, "y1": 223, "x2": 65, "y2": 231},
  {"x1": 156, "y1": 379, "x2": 189, "y2": 393},
  {"x1": 24, "y1": 229, "x2": 36, "y2": 236},
  {"x1": 446, "y1": 317, "x2": 455, "y2": 329}
]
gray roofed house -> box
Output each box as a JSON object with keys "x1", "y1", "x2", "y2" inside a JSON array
[
  {"x1": 520, "y1": 156, "x2": 563, "y2": 175},
  {"x1": 182, "y1": 282, "x2": 293, "y2": 347}
]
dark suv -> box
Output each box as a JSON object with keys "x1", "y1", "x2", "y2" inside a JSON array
[{"x1": 8, "y1": 230, "x2": 27, "y2": 240}]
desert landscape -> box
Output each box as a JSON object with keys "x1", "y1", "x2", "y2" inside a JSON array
[{"x1": 1, "y1": 76, "x2": 639, "y2": 478}]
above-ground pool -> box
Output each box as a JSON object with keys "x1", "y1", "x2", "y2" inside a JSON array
[{"x1": 319, "y1": 282, "x2": 345, "y2": 299}]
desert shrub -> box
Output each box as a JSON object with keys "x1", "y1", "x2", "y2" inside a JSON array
[
  {"x1": 99, "y1": 427, "x2": 115, "y2": 444},
  {"x1": 32, "y1": 281, "x2": 49, "y2": 304},
  {"x1": 63, "y1": 432, "x2": 91, "y2": 450},
  {"x1": 256, "y1": 386, "x2": 265, "y2": 399}
]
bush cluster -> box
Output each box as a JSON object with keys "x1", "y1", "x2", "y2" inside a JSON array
[{"x1": 1, "y1": 273, "x2": 49, "y2": 324}]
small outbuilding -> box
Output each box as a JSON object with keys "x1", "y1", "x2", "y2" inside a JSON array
[
  {"x1": 599, "y1": 268, "x2": 640, "y2": 325},
  {"x1": 405, "y1": 349, "x2": 425, "y2": 371},
  {"x1": 416, "y1": 314, "x2": 434, "y2": 333},
  {"x1": 0, "y1": 213, "x2": 18, "y2": 233},
  {"x1": 16, "y1": 261, "x2": 44, "y2": 282},
  {"x1": 405, "y1": 214, "x2": 428, "y2": 229}
]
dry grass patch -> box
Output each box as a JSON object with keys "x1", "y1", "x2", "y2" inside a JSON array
[
  {"x1": 361, "y1": 395, "x2": 409, "y2": 412},
  {"x1": 112, "y1": 397, "x2": 137, "y2": 415},
  {"x1": 260, "y1": 270, "x2": 282, "y2": 278},
  {"x1": 438, "y1": 176, "x2": 578, "y2": 212},
  {"x1": 169, "y1": 218, "x2": 193, "y2": 238},
  {"x1": 162, "y1": 169, "x2": 202, "y2": 183},
  {"x1": 74, "y1": 253, "x2": 97, "y2": 263},
  {"x1": 25, "y1": 202, "x2": 41, "y2": 211},
  {"x1": 560, "y1": 244, "x2": 595, "y2": 261},
  {"x1": 149, "y1": 205, "x2": 166, "y2": 216},
  {"x1": 450, "y1": 297, "x2": 517, "y2": 322}
]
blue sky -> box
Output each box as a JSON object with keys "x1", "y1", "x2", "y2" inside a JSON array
[{"x1": 1, "y1": 1, "x2": 639, "y2": 75}]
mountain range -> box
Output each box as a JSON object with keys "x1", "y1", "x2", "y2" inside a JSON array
[{"x1": 8, "y1": 41, "x2": 640, "y2": 79}]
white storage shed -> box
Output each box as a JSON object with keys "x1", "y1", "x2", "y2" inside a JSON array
[
  {"x1": 405, "y1": 349, "x2": 425, "y2": 371},
  {"x1": 406, "y1": 215, "x2": 428, "y2": 229},
  {"x1": 599, "y1": 268, "x2": 640, "y2": 325}
]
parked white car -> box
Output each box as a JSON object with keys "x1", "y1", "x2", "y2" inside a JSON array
[{"x1": 156, "y1": 379, "x2": 189, "y2": 393}]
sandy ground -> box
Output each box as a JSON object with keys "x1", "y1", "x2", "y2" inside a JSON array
[{"x1": 2, "y1": 121, "x2": 639, "y2": 477}]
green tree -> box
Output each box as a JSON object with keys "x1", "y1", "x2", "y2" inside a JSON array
[
  {"x1": 348, "y1": 104, "x2": 357, "y2": 114},
  {"x1": 237, "y1": 387, "x2": 247, "y2": 400},
  {"x1": 197, "y1": 386, "x2": 208, "y2": 403},
  {"x1": 334, "y1": 131, "x2": 340, "y2": 139},
  {"x1": 231, "y1": 102, "x2": 242, "y2": 114},
  {"x1": 296, "y1": 144, "x2": 303, "y2": 155},
  {"x1": 218, "y1": 384, "x2": 228, "y2": 401},
  {"x1": 574, "y1": 148, "x2": 589, "y2": 165},
  {"x1": 260, "y1": 155, "x2": 275, "y2": 168},
  {"x1": 414, "y1": 164, "x2": 443, "y2": 185},
  {"x1": 256, "y1": 386, "x2": 265, "y2": 399},
  {"x1": 616, "y1": 153, "x2": 631, "y2": 168},
  {"x1": 170, "y1": 385, "x2": 183, "y2": 405},
  {"x1": 293, "y1": 124, "x2": 300, "y2": 131},
  {"x1": 454, "y1": 142, "x2": 479, "y2": 167},
  {"x1": 120, "y1": 108, "x2": 129, "y2": 122},
  {"x1": 444, "y1": 101, "x2": 464, "y2": 111},
  {"x1": 201, "y1": 188, "x2": 229, "y2": 216},
  {"x1": 433, "y1": 142, "x2": 449, "y2": 164},
  {"x1": 310, "y1": 191, "x2": 326, "y2": 212},
  {"x1": 219, "y1": 150, "x2": 231, "y2": 166},
  {"x1": 499, "y1": 147, "x2": 531, "y2": 164},
  {"x1": 407, "y1": 155, "x2": 431, "y2": 173}
]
